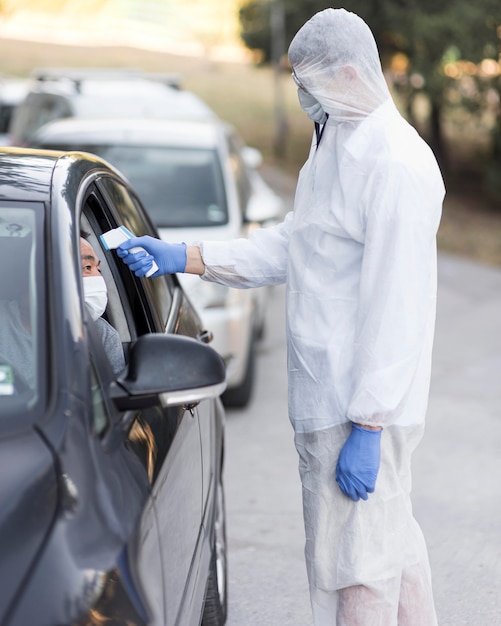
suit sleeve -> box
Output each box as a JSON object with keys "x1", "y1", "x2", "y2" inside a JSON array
[
  {"x1": 346, "y1": 164, "x2": 443, "y2": 428},
  {"x1": 198, "y1": 211, "x2": 294, "y2": 288}
]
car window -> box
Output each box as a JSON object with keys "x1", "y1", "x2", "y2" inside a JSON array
[
  {"x1": 80, "y1": 205, "x2": 136, "y2": 342},
  {"x1": 0, "y1": 104, "x2": 15, "y2": 134},
  {"x1": 59, "y1": 143, "x2": 228, "y2": 229},
  {"x1": 0, "y1": 203, "x2": 45, "y2": 417},
  {"x1": 0, "y1": 79, "x2": 28, "y2": 135},
  {"x1": 84, "y1": 307, "x2": 124, "y2": 440},
  {"x1": 10, "y1": 93, "x2": 72, "y2": 145},
  {"x1": 97, "y1": 178, "x2": 174, "y2": 331}
]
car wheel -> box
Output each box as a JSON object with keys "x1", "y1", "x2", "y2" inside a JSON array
[
  {"x1": 221, "y1": 340, "x2": 255, "y2": 408},
  {"x1": 202, "y1": 474, "x2": 227, "y2": 626}
]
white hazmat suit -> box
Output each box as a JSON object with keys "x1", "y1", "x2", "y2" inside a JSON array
[
  {"x1": 120, "y1": 8, "x2": 445, "y2": 625},
  {"x1": 200, "y1": 8, "x2": 445, "y2": 625}
]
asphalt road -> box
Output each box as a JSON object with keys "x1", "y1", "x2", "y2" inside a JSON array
[
  {"x1": 223, "y1": 169, "x2": 501, "y2": 625},
  {"x1": 224, "y1": 282, "x2": 311, "y2": 625}
]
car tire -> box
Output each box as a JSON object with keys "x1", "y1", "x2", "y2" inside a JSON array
[
  {"x1": 202, "y1": 474, "x2": 228, "y2": 626},
  {"x1": 221, "y1": 340, "x2": 255, "y2": 408}
]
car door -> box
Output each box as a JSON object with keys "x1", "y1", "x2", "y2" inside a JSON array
[
  {"x1": 82, "y1": 177, "x2": 205, "y2": 625},
  {"x1": 82, "y1": 315, "x2": 166, "y2": 626}
]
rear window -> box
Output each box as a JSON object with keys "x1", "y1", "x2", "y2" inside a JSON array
[
  {"x1": 0, "y1": 204, "x2": 45, "y2": 418},
  {"x1": 0, "y1": 104, "x2": 15, "y2": 134},
  {"x1": 52, "y1": 144, "x2": 228, "y2": 228},
  {"x1": 9, "y1": 93, "x2": 72, "y2": 145}
]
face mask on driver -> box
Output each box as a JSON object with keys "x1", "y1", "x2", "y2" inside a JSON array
[{"x1": 83, "y1": 275, "x2": 108, "y2": 320}]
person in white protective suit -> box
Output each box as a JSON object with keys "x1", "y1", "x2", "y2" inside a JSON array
[{"x1": 116, "y1": 8, "x2": 445, "y2": 625}]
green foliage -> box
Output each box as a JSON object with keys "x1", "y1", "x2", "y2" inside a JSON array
[
  {"x1": 239, "y1": 0, "x2": 500, "y2": 69},
  {"x1": 238, "y1": 0, "x2": 501, "y2": 182},
  {"x1": 238, "y1": 0, "x2": 500, "y2": 90},
  {"x1": 484, "y1": 121, "x2": 501, "y2": 201},
  {"x1": 239, "y1": 1, "x2": 272, "y2": 62}
]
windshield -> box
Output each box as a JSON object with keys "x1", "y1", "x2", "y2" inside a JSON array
[
  {"x1": 59, "y1": 144, "x2": 228, "y2": 228},
  {"x1": 0, "y1": 205, "x2": 44, "y2": 417}
]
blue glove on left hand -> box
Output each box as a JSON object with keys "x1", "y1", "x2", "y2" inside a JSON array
[
  {"x1": 117, "y1": 236, "x2": 186, "y2": 277},
  {"x1": 335, "y1": 424, "x2": 382, "y2": 502}
]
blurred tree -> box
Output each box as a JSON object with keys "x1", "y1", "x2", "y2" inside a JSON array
[
  {"x1": 376, "y1": 0, "x2": 501, "y2": 174},
  {"x1": 239, "y1": 0, "x2": 273, "y2": 63},
  {"x1": 239, "y1": 0, "x2": 501, "y2": 175}
]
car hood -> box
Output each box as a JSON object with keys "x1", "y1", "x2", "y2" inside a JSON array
[{"x1": 0, "y1": 428, "x2": 58, "y2": 622}]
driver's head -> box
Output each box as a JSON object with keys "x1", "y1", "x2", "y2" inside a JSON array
[
  {"x1": 80, "y1": 236, "x2": 108, "y2": 321},
  {"x1": 80, "y1": 237, "x2": 101, "y2": 277}
]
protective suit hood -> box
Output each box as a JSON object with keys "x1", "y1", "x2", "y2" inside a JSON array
[{"x1": 288, "y1": 8, "x2": 391, "y2": 123}]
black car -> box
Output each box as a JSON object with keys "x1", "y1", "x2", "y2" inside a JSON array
[{"x1": 0, "y1": 148, "x2": 228, "y2": 626}]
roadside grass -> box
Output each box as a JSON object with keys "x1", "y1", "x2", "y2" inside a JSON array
[
  {"x1": 438, "y1": 171, "x2": 501, "y2": 267},
  {"x1": 1, "y1": 37, "x2": 500, "y2": 265}
]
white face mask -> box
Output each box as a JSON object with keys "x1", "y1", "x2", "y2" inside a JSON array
[
  {"x1": 297, "y1": 87, "x2": 328, "y2": 124},
  {"x1": 83, "y1": 275, "x2": 108, "y2": 321}
]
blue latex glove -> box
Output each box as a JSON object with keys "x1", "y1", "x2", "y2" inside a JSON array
[
  {"x1": 117, "y1": 236, "x2": 186, "y2": 277},
  {"x1": 297, "y1": 87, "x2": 328, "y2": 124},
  {"x1": 335, "y1": 424, "x2": 382, "y2": 502}
]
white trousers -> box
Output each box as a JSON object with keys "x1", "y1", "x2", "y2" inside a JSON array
[{"x1": 295, "y1": 423, "x2": 438, "y2": 626}]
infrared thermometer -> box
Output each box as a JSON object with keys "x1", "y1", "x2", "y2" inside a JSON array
[{"x1": 100, "y1": 226, "x2": 159, "y2": 278}]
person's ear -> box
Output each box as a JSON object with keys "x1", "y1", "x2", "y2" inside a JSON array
[{"x1": 341, "y1": 65, "x2": 357, "y2": 83}]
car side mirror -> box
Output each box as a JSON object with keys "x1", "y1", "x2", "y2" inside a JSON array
[
  {"x1": 241, "y1": 146, "x2": 263, "y2": 169},
  {"x1": 245, "y1": 194, "x2": 283, "y2": 224},
  {"x1": 110, "y1": 333, "x2": 226, "y2": 410}
]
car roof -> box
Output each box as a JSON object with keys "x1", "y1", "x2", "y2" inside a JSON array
[
  {"x1": 32, "y1": 117, "x2": 230, "y2": 149},
  {"x1": 24, "y1": 75, "x2": 216, "y2": 121},
  {"x1": 0, "y1": 147, "x2": 117, "y2": 202}
]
